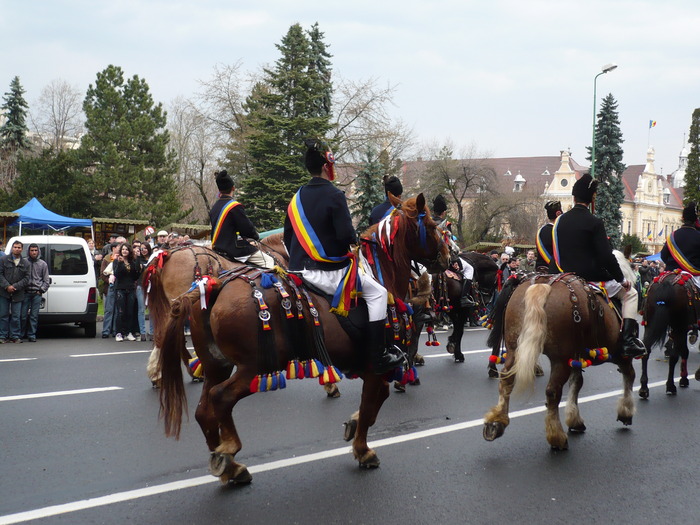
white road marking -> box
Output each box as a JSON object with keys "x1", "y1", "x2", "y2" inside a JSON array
[
  {"x1": 0, "y1": 387, "x2": 123, "y2": 402},
  {"x1": 0, "y1": 358, "x2": 37, "y2": 363},
  {"x1": 422, "y1": 348, "x2": 490, "y2": 359},
  {"x1": 0, "y1": 377, "x2": 673, "y2": 525},
  {"x1": 70, "y1": 351, "x2": 151, "y2": 357}
]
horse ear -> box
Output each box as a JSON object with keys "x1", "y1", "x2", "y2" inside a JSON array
[
  {"x1": 388, "y1": 192, "x2": 402, "y2": 207},
  {"x1": 416, "y1": 193, "x2": 426, "y2": 212}
]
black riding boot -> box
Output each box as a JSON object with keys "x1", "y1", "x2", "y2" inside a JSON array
[
  {"x1": 460, "y1": 279, "x2": 476, "y2": 308},
  {"x1": 621, "y1": 319, "x2": 647, "y2": 358},
  {"x1": 368, "y1": 320, "x2": 403, "y2": 374}
]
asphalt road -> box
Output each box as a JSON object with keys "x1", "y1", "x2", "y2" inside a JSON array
[{"x1": 1, "y1": 322, "x2": 700, "y2": 525}]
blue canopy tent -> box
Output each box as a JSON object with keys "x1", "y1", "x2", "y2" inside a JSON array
[
  {"x1": 645, "y1": 252, "x2": 662, "y2": 261},
  {"x1": 12, "y1": 198, "x2": 92, "y2": 234}
]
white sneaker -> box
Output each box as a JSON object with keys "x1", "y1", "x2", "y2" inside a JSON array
[
  {"x1": 126, "y1": 333, "x2": 136, "y2": 341},
  {"x1": 115, "y1": 333, "x2": 124, "y2": 342}
]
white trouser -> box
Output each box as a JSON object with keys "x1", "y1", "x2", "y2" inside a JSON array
[
  {"x1": 604, "y1": 280, "x2": 638, "y2": 319},
  {"x1": 301, "y1": 257, "x2": 387, "y2": 322},
  {"x1": 692, "y1": 275, "x2": 700, "y2": 289},
  {"x1": 458, "y1": 258, "x2": 474, "y2": 280},
  {"x1": 235, "y1": 249, "x2": 275, "y2": 269}
]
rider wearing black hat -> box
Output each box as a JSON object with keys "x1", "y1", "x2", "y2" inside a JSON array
[
  {"x1": 660, "y1": 202, "x2": 700, "y2": 287},
  {"x1": 369, "y1": 175, "x2": 403, "y2": 226},
  {"x1": 550, "y1": 173, "x2": 646, "y2": 359},
  {"x1": 535, "y1": 200, "x2": 562, "y2": 271}
]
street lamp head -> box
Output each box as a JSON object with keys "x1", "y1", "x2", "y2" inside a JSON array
[{"x1": 601, "y1": 63, "x2": 618, "y2": 74}]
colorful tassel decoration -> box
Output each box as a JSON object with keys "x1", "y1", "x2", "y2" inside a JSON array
[
  {"x1": 489, "y1": 352, "x2": 507, "y2": 365},
  {"x1": 319, "y1": 366, "x2": 343, "y2": 385},
  {"x1": 425, "y1": 325, "x2": 440, "y2": 346},
  {"x1": 188, "y1": 357, "x2": 203, "y2": 378}
]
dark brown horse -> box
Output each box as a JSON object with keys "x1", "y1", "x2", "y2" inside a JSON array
[
  {"x1": 639, "y1": 271, "x2": 700, "y2": 397},
  {"x1": 483, "y1": 273, "x2": 636, "y2": 450},
  {"x1": 156, "y1": 194, "x2": 449, "y2": 483},
  {"x1": 144, "y1": 235, "x2": 288, "y2": 385}
]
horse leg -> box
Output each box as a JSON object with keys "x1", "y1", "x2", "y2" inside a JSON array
[
  {"x1": 666, "y1": 335, "x2": 679, "y2": 395},
  {"x1": 194, "y1": 363, "x2": 235, "y2": 452},
  {"x1": 483, "y1": 364, "x2": 515, "y2": 440},
  {"x1": 208, "y1": 368, "x2": 255, "y2": 484},
  {"x1": 639, "y1": 353, "x2": 650, "y2": 399},
  {"x1": 616, "y1": 359, "x2": 636, "y2": 425},
  {"x1": 677, "y1": 330, "x2": 690, "y2": 388},
  {"x1": 544, "y1": 362, "x2": 570, "y2": 450},
  {"x1": 351, "y1": 375, "x2": 390, "y2": 468},
  {"x1": 146, "y1": 346, "x2": 161, "y2": 387},
  {"x1": 448, "y1": 309, "x2": 465, "y2": 363},
  {"x1": 565, "y1": 369, "x2": 586, "y2": 432}
]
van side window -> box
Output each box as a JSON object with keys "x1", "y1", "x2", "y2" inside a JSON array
[{"x1": 50, "y1": 244, "x2": 88, "y2": 275}]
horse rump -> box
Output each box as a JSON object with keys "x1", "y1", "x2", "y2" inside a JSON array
[{"x1": 643, "y1": 280, "x2": 675, "y2": 351}]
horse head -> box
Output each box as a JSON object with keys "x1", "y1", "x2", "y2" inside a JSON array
[{"x1": 390, "y1": 192, "x2": 450, "y2": 274}]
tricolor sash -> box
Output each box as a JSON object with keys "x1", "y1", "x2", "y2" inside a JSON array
[
  {"x1": 551, "y1": 215, "x2": 564, "y2": 272},
  {"x1": 287, "y1": 191, "x2": 361, "y2": 316},
  {"x1": 536, "y1": 224, "x2": 552, "y2": 265},
  {"x1": 211, "y1": 200, "x2": 242, "y2": 245},
  {"x1": 666, "y1": 231, "x2": 700, "y2": 275}
]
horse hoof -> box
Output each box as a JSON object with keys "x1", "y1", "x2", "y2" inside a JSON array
[
  {"x1": 358, "y1": 453, "x2": 380, "y2": 469},
  {"x1": 680, "y1": 377, "x2": 689, "y2": 388},
  {"x1": 454, "y1": 353, "x2": 465, "y2": 363},
  {"x1": 325, "y1": 384, "x2": 341, "y2": 398},
  {"x1": 343, "y1": 419, "x2": 358, "y2": 442},
  {"x1": 550, "y1": 441, "x2": 568, "y2": 451},
  {"x1": 617, "y1": 415, "x2": 633, "y2": 426},
  {"x1": 414, "y1": 354, "x2": 425, "y2": 366},
  {"x1": 220, "y1": 464, "x2": 252, "y2": 485},
  {"x1": 666, "y1": 386, "x2": 677, "y2": 395},
  {"x1": 568, "y1": 424, "x2": 586, "y2": 433},
  {"x1": 696, "y1": 369, "x2": 700, "y2": 381},
  {"x1": 209, "y1": 452, "x2": 230, "y2": 477},
  {"x1": 638, "y1": 388, "x2": 649, "y2": 400},
  {"x1": 446, "y1": 342, "x2": 455, "y2": 355},
  {"x1": 393, "y1": 381, "x2": 406, "y2": 393},
  {"x1": 483, "y1": 421, "x2": 505, "y2": 441},
  {"x1": 488, "y1": 367, "x2": 499, "y2": 379}
]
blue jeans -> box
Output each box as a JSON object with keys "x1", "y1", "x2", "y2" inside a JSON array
[
  {"x1": 21, "y1": 292, "x2": 42, "y2": 339},
  {"x1": 136, "y1": 286, "x2": 146, "y2": 335},
  {"x1": 0, "y1": 296, "x2": 23, "y2": 340},
  {"x1": 102, "y1": 285, "x2": 117, "y2": 336}
]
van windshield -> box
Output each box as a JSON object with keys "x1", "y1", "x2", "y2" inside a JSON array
[{"x1": 49, "y1": 244, "x2": 88, "y2": 275}]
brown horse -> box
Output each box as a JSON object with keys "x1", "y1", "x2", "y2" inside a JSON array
[
  {"x1": 639, "y1": 271, "x2": 700, "y2": 397},
  {"x1": 144, "y1": 235, "x2": 288, "y2": 385},
  {"x1": 482, "y1": 273, "x2": 636, "y2": 450},
  {"x1": 156, "y1": 194, "x2": 449, "y2": 483}
]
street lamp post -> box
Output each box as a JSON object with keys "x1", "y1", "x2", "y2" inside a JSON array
[{"x1": 590, "y1": 63, "x2": 618, "y2": 179}]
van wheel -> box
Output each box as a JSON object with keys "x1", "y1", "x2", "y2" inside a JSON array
[{"x1": 84, "y1": 322, "x2": 97, "y2": 338}]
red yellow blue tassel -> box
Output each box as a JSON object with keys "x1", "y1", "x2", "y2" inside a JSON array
[
  {"x1": 425, "y1": 325, "x2": 440, "y2": 346},
  {"x1": 286, "y1": 359, "x2": 305, "y2": 380},
  {"x1": 319, "y1": 365, "x2": 343, "y2": 385},
  {"x1": 488, "y1": 352, "x2": 507, "y2": 365},
  {"x1": 302, "y1": 359, "x2": 324, "y2": 379},
  {"x1": 249, "y1": 371, "x2": 287, "y2": 393},
  {"x1": 188, "y1": 357, "x2": 203, "y2": 379}
]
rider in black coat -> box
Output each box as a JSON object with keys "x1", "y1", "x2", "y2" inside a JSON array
[
  {"x1": 369, "y1": 176, "x2": 403, "y2": 226},
  {"x1": 535, "y1": 201, "x2": 561, "y2": 271},
  {"x1": 660, "y1": 202, "x2": 700, "y2": 279},
  {"x1": 550, "y1": 174, "x2": 645, "y2": 358}
]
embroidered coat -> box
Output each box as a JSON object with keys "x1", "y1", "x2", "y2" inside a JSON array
[
  {"x1": 209, "y1": 195, "x2": 258, "y2": 259},
  {"x1": 660, "y1": 225, "x2": 700, "y2": 274}
]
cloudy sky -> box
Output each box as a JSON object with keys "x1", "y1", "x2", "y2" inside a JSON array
[{"x1": 2, "y1": 0, "x2": 699, "y2": 175}]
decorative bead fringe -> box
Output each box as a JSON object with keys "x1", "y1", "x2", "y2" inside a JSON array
[
  {"x1": 489, "y1": 352, "x2": 507, "y2": 365},
  {"x1": 249, "y1": 371, "x2": 287, "y2": 393},
  {"x1": 569, "y1": 347, "x2": 609, "y2": 369},
  {"x1": 188, "y1": 357, "x2": 203, "y2": 378}
]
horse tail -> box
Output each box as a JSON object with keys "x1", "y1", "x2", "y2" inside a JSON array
[
  {"x1": 509, "y1": 283, "x2": 551, "y2": 396},
  {"x1": 486, "y1": 277, "x2": 521, "y2": 350},
  {"x1": 144, "y1": 254, "x2": 171, "y2": 347},
  {"x1": 643, "y1": 280, "x2": 674, "y2": 351},
  {"x1": 158, "y1": 292, "x2": 194, "y2": 439}
]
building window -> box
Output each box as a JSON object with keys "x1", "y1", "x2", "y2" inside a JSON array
[
  {"x1": 561, "y1": 178, "x2": 568, "y2": 187},
  {"x1": 627, "y1": 221, "x2": 631, "y2": 234}
]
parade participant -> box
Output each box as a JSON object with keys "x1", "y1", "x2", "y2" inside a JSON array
[
  {"x1": 21, "y1": 244, "x2": 50, "y2": 342},
  {"x1": 432, "y1": 194, "x2": 476, "y2": 307},
  {"x1": 209, "y1": 169, "x2": 274, "y2": 268},
  {"x1": 369, "y1": 175, "x2": 403, "y2": 226},
  {"x1": 660, "y1": 202, "x2": 700, "y2": 288},
  {"x1": 535, "y1": 200, "x2": 562, "y2": 271},
  {"x1": 284, "y1": 139, "x2": 401, "y2": 374},
  {"x1": 551, "y1": 174, "x2": 646, "y2": 358},
  {"x1": 113, "y1": 243, "x2": 141, "y2": 342},
  {"x1": 0, "y1": 241, "x2": 29, "y2": 343}
]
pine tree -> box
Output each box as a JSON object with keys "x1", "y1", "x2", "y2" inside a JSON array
[
  {"x1": 588, "y1": 93, "x2": 626, "y2": 249},
  {"x1": 0, "y1": 76, "x2": 31, "y2": 187},
  {"x1": 78, "y1": 65, "x2": 183, "y2": 225},
  {"x1": 684, "y1": 108, "x2": 700, "y2": 206},
  {"x1": 350, "y1": 146, "x2": 385, "y2": 233},
  {"x1": 240, "y1": 23, "x2": 333, "y2": 231}
]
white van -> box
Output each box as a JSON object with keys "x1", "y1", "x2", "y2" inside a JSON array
[{"x1": 5, "y1": 235, "x2": 98, "y2": 337}]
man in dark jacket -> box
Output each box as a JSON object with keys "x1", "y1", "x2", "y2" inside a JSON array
[
  {"x1": 21, "y1": 244, "x2": 50, "y2": 342},
  {"x1": 551, "y1": 174, "x2": 645, "y2": 358},
  {"x1": 209, "y1": 170, "x2": 273, "y2": 268},
  {"x1": 660, "y1": 202, "x2": 700, "y2": 288},
  {"x1": 369, "y1": 175, "x2": 403, "y2": 226},
  {"x1": 535, "y1": 200, "x2": 562, "y2": 271},
  {"x1": 284, "y1": 139, "x2": 401, "y2": 374},
  {"x1": 0, "y1": 241, "x2": 30, "y2": 343}
]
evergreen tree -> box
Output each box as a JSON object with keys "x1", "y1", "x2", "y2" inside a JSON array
[
  {"x1": 78, "y1": 65, "x2": 183, "y2": 225},
  {"x1": 350, "y1": 146, "x2": 385, "y2": 233},
  {"x1": 684, "y1": 108, "x2": 700, "y2": 205},
  {"x1": 241, "y1": 23, "x2": 333, "y2": 230},
  {"x1": 0, "y1": 76, "x2": 31, "y2": 187},
  {"x1": 587, "y1": 93, "x2": 626, "y2": 248}
]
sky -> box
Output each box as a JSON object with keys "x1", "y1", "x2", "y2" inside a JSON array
[{"x1": 2, "y1": 0, "x2": 699, "y2": 176}]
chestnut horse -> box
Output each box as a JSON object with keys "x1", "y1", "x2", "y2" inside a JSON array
[
  {"x1": 483, "y1": 270, "x2": 637, "y2": 450},
  {"x1": 639, "y1": 271, "x2": 700, "y2": 397},
  {"x1": 156, "y1": 194, "x2": 449, "y2": 483},
  {"x1": 144, "y1": 235, "x2": 288, "y2": 385}
]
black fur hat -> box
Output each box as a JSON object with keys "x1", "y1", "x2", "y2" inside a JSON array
[
  {"x1": 682, "y1": 201, "x2": 698, "y2": 223},
  {"x1": 544, "y1": 200, "x2": 562, "y2": 220},
  {"x1": 571, "y1": 174, "x2": 598, "y2": 203},
  {"x1": 215, "y1": 170, "x2": 234, "y2": 192},
  {"x1": 432, "y1": 194, "x2": 447, "y2": 215},
  {"x1": 384, "y1": 175, "x2": 403, "y2": 197}
]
